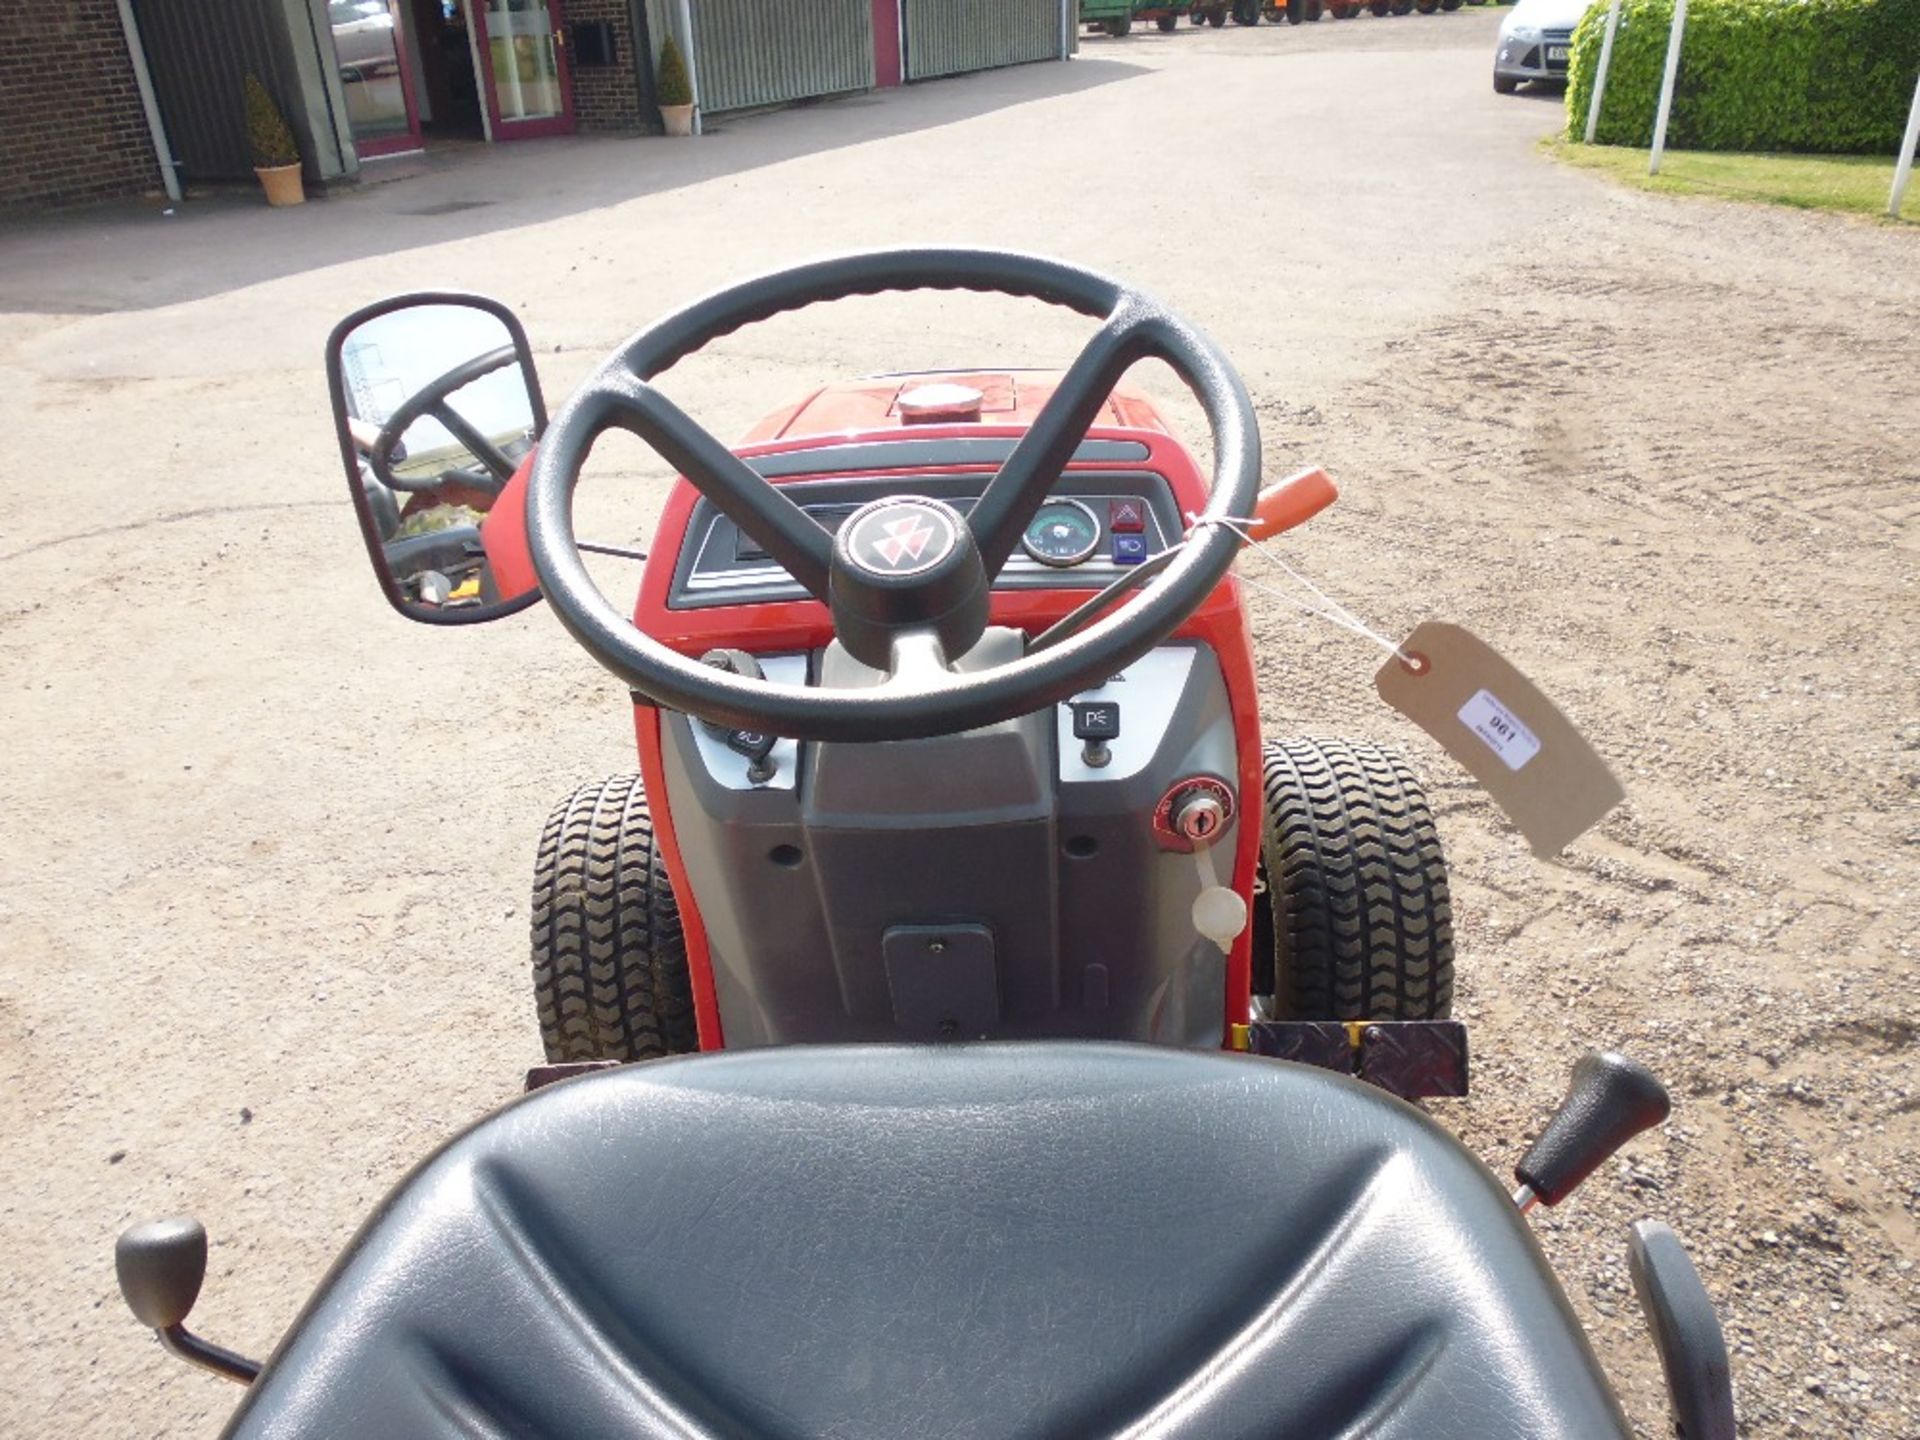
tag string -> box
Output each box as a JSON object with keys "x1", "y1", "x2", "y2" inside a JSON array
[{"x1": 1190, "y1": 515, "x2": 1418, "y2": 669}]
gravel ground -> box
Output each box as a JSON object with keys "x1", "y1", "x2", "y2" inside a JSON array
[{"x1": 1, "y1": 11, "x2": 1914, "y2": 1437}]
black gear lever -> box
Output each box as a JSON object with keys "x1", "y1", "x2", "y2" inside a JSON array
[
  {"x1": 1514, "y1": 1051, "x2": 1671, "y2": 1211},
  {"x1": 116, "y1": 1216, "x2": 261, "y2": 1384}
]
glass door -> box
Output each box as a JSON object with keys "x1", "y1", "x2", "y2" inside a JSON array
[
  {"x1": 330, "y1": 0, "x2": 423, "y2": 157},
  {"x1": 471, "y1": 0, "x2": 576, "y2": 140}
]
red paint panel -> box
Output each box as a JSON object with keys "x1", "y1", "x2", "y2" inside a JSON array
[
  {"x1": 634, "y1": 705, "x2": 728, "y2": 1049},
  {"x1": 478, "y1": 452, "x2": 539, "y2": 600}
]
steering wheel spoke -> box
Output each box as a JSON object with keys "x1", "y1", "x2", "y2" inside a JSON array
[
  {"x1": 588, "y1": 374, "x2": 834, "y2": 601},
  {"x1": 424, "y1": 400, "x2": 516, "y2": 484},
  {"x1": 967, "y1": 304, "x2": 1169, "y2": 577}
]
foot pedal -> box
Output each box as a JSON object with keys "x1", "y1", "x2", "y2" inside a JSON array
[{"x1": 1238, "y1": 1020, "x2": 1469, "y2": 1100}]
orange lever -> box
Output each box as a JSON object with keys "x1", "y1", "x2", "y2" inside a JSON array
[{"x1": 1245, "y1": 467, "x2": 1338, "y2": 541}]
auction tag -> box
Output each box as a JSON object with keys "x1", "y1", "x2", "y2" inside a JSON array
[{"x1": 1376, "y1": 622, "x2": 1624, "y2": 857}]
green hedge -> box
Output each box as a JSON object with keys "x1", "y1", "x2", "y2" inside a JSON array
[{"x1": 1567, "y1": 0, "x2": 1920, "y2": 154}]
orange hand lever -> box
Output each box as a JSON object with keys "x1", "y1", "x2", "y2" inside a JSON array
[{"x1": 1245, "y1": 467, "x2": 1338, "y2": 541}]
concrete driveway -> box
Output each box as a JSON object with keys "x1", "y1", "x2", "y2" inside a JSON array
[{"x1": 3, "y1": 11, "x2": 1915, "y2": 1437}]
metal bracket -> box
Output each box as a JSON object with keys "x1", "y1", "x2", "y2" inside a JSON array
[
  {"x1": 1236, "y1": 1020, "x2": 1469, "y2": 1100},
  {"x1": 524, "y1": 1060, "x2": 622, "y2": 1092}
]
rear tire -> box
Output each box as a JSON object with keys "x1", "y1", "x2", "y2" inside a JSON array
[
  {"x1": 1104, "y1": 16, "x2": 1132, "y2": 35},
  {"x1": 1208, "y1": 7, "x2": 1227, "y2": 24},
  {"x1": 1158, "y1": 12, "x2": 1179, "y2": 29},
  {"x1": 531, "y1": 775, "x2": 698, "y2": 1063},
  {"x1": 1254, "y1": 739, "x2": 1454, "y2": 1021},
  {"x1": 1369, "y1": 0, "x2": 1390, "y2": 14}
]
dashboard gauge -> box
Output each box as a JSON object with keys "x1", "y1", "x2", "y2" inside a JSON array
[{"x1": 1021, "y1": 499, "x2": 1102, "y2": 567}]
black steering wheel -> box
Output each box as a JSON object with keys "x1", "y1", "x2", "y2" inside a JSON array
[
  {"x1": 365, "y1": 346, "x2": 522, "y2": 495},
  {"x1": 526, "y1": 249, "x2": 1259, "y2": 743}
]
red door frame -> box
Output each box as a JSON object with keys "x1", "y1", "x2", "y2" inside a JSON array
[
  {"x1": 872, "y1": 0, "x2": 902, "y2": 87},
  {"x1": 346, "y1": 0, "x2": 425, "y2": 158},
  {"x1": 468, "y1": 0, "x2": 578, "y2": 140}
]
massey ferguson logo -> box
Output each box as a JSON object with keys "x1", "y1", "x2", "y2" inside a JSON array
[
  {"x1": 851, "y1": 502, "x2": 954, "y2": 576},
  {"x1": 871, "y1": 515, "x2": 936, "y2": 569}
]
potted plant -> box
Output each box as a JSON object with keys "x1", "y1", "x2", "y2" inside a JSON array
[
  {"x1": 244, "y1": 73, "x2": 305, "y2": 207},
  {"x1": 656, "y1": 36, "x2": 695, "y2": 137}
]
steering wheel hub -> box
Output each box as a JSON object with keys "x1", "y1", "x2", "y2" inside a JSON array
[
  {"x1": 843, "y1": 497, "x2": 960, "y2": 577},
  {"x1": 830, "y1": 497, "x2": 989, "y2": 669}
]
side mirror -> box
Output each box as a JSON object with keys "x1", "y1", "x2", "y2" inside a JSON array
[{"x1": 325, "y1": 293, "x2": 547, "y2": 625}]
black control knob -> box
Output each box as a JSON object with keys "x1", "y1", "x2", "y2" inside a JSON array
[
  {"x1": 1070, "y1": 700, "x2": 1120, "y2": 769},
  {"x1": 699, "y1": 648, "x2": 765, "y2": 683},
  {"x1": 116, "y1": 1216, "x2": 207, "y2": 1331},
  {"x1": 1515, "y1": 1051, "x2": 1671, "y2": 1208}
]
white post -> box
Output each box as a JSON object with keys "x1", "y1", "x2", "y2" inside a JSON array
[
  {"x1": 1891, "y1": 70, "x2": 1920, "y2": 219},
  {"x1": 113, "y1": 0, "x2": 182, "y2": 202},
  {"x1": 675, "y1": 0, "x2": 703, "y2": 135},
  {"x1": 1649, "y1": 0, "x2": 1688, "y2": 176},
  {"x1": 1583, "y1": 0, "x2": 1624, "y2": 145}
]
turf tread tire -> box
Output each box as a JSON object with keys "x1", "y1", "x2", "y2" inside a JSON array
[
  {"x1": 531, "y1": 774, "x2": 697, "y2": 1062},
  {"x1": 1258, "y1": 738, "x2": 1454, "y2": 1020}
]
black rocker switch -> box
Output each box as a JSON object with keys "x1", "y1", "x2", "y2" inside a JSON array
[
  {"x1": 700, "y1": 649, "x2": 778, "y2": 784},
  {"x1": 116, "y1": 1216, "x2": 261, "y2": 1384},
  {"x1": 1070, "y1": 700, "x2": 1121, "y2": 769},
  {"x1": 1514, "y1": 1050, "x2": 1671, "y2": 1210}
]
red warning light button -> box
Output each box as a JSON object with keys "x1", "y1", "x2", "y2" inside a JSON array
[{"x1": 1109, "y1": 498, "x2": 1146, "y2": 533}]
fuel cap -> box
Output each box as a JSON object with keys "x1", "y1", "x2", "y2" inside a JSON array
[{"x1": 897, "y1": 383, "x2": 985, "y2": 425}]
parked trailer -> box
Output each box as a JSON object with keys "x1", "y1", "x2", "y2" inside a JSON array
[
  {"x1": 1081, "y1": 0, "x2": 1195, "y2": 34},
  {"x1": 1188, "y1": 1, "x2": 1263, "y2": 23}
]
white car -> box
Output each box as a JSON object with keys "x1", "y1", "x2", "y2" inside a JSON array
[{"x1": 1494, "y1": 0, "x2": 1592, "y2": 93}]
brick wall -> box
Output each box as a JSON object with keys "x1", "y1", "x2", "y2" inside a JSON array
[
  {"x1": 565, "y1": 0, "x2": 650, "y2": 131},
  {"x1": 0, "y1": 0, "x2": 159, "y2": 208}
]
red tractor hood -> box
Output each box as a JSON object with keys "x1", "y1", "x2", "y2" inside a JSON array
[{"x1": 738, "y1": 371, "x2": 1175, "y2": 444}]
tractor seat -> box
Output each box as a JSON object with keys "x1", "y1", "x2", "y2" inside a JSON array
[{"x1": 222, "y1": 1043, "x2": 1632, "y2": 1439}]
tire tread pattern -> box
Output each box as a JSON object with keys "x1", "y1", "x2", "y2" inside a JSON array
[
  {"x1": 530, "y1": 775, "x2": 698, "y2": 1062},
  {"x1": 1259, "y1": 738, "x2": 1455, "y2": 1021}
]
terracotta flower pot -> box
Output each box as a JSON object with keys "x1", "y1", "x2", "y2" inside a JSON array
[
  {"x1": 660, "y1": 104, "x2": 695, "y2": 138},
  {"x1": 255, "y1": 163, "x2": 305, "y2": 207}
]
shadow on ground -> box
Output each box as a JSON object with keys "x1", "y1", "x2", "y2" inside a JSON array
[{"x1": 0, "y1": 56, "x2": 1147, "y2": 317}]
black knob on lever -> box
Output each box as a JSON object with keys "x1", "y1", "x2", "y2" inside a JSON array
[
  {"x1": 116, "y1": 1216, "x2": 207, "y2": 1330},
  {"x1": 116, "y1": 1217, "x2": 261, "y2": 1385},
  {"x1": 699, "y1": 649, "x2": 779, "y2": 783},
  {"x1": 1514, "y1": 1051, "x2": 1670, "y2": 1210}
]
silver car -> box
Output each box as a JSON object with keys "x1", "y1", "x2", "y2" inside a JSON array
[{"x1": 1494, "y1": 0, "x2": 1592, "y2": 93}]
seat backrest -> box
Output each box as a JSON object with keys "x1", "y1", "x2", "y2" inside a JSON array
[{"x1": 222, "y1": 1043, "x2": 1633, "y2": 1440}]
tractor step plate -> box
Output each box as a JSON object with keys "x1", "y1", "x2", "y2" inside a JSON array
[{"x1": 1239, "y1": 1020, "x2": 1469, "y2": 1100}]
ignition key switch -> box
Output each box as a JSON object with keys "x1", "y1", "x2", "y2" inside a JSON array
[{"x1": 1153, "y1": 777, "x2": 1237, "y2": 852}]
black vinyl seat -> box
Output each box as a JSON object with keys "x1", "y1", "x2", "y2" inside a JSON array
[{"x1": 223, "y1": 1044, "x2": 1633, "y2": 1439}]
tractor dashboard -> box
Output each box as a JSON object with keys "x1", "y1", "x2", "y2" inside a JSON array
[{"x1": 668, "y1": 439, "x2": 1181, "y2": 611}]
